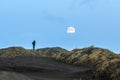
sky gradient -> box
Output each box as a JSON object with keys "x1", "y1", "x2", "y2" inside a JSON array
[{"x1": 0, "y1": 0, "x2": 120, "y2": 53}]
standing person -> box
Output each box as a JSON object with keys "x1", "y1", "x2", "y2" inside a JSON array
[{"x1": 32, "y1": 40, "x2": 36, "y2": 50}]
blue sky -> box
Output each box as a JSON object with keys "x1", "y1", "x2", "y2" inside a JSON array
[{"x1": 0, "y1": 0, "x2": 120, "y2": 52}]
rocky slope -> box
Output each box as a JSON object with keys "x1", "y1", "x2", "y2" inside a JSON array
[
  {"x1": 54, "y1": 46, "x2": 120, "y2": 80},
  {"x1": 0, "y1": 47, "x2": 67, "y2": 57},
  {"x1": 0, "y1": 47, "x2": 32, "y2": 57},
  {"x1": 35, "y1": 47, "x2": 67, "y2": 57},
  {"x1": 0, "y1": 46, "x2": 119, "y2": 80}
]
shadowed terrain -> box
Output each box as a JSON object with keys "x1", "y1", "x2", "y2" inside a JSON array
[{"x1": 0, "y1": 46, "x2": 119, "y2": 80}]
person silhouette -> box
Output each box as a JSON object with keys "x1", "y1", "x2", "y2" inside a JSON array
[{"x1": 32, "y1": 40, "x2": 36, "y2": 50}]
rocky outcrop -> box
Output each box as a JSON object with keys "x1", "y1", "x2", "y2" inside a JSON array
[{"x1": 54, "y1": 46, "x2": 120, "y2": 80}]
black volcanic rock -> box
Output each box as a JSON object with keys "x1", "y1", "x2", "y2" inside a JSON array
[{"x1": 0, "y1": 71, "x2": 33, "y2": 80}]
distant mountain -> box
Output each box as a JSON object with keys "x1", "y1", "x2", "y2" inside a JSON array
[{"x1": 0, "y1": 46, "x2": 119, "y2": 80}]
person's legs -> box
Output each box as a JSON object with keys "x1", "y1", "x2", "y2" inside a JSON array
[{"x1": 33, "y1": 45, "x2": 35, "y2": 50}]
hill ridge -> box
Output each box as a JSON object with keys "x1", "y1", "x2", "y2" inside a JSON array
[{"x1": 0, "y1": 46, "x2": 119, "y2": 80}]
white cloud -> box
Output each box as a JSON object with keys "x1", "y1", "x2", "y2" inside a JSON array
[{"x1": 67, "y1": 27, "x2": 76, "y2": 33}]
